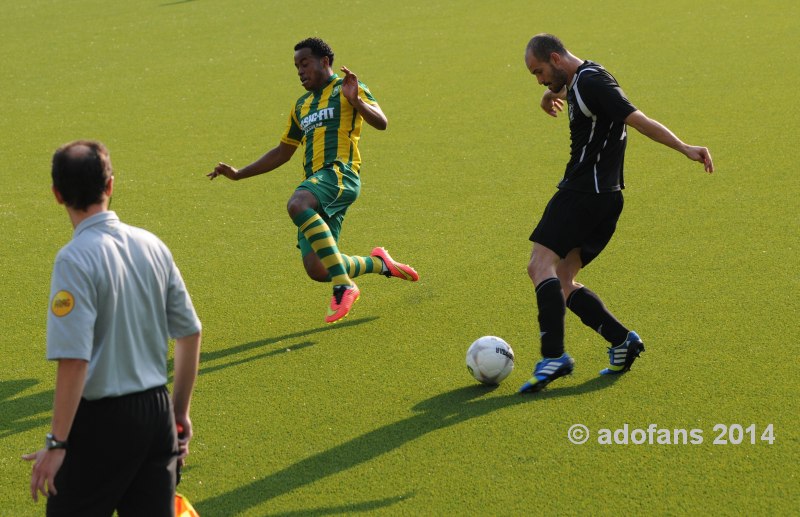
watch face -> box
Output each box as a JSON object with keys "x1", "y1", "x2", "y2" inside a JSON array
[{"x1": 45, "y1": 434, "x2": 66, "y2": 450}]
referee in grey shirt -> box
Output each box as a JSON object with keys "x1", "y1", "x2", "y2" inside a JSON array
[{"x1": 23, "y1": 140, "x2": 202, "y2": 516}]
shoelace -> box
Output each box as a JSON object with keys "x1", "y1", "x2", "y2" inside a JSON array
[{"x1": 333, "y1": 285, "x2": 349, "y2": 304}]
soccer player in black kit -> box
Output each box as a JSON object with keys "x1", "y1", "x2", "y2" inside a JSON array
[{"x1": 519, "y1": 34, "x2": 714, "y2": 393}]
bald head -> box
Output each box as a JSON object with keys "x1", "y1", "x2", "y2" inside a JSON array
[
  {"x1": 52, "y1": 140, "x2": 113, "y2": 211},
  {"x1": 62, "y1": 142, "x2": 95, "y2": 160}
]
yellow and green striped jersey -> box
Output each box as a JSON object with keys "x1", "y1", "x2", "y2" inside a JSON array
[{"x1": 281, "y1": 73, "x2": 378, "y2": 178}]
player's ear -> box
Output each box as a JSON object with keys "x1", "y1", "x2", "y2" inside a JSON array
[
  {"x1": 105, "y1": 176, "x2": 114, "y2": 197},
  {"x1": 52, "y1": 185, "x2": 65, "y2": 205},
  {"x1": 550, "y1": 52, "x2": 561, "y2": 66}
]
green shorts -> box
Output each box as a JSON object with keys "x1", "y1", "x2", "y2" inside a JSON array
[{"x1": 296, "y1": 164, "x2": 361, "y2": 257}]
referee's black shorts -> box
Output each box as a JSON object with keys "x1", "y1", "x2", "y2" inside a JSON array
[
  {"x1": 47, "y1": 385, "x2": 178, "y2": 517},
  {"x1": 530, "y1": 188, "x2": 624, "y2": 267}
]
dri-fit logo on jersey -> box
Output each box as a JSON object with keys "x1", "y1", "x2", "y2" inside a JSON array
[{"x1": 300, "y1": 107, "x2": 335, "y2": 133}]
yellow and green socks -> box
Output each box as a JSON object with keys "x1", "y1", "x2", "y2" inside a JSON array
[
  {"x1": 293, "y1": 208, "x2": 351, "y2": 286},
  {"x1": 340, "y1": 254, "x2": 380, "y2": 278}
]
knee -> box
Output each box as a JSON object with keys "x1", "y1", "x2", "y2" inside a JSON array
[
  {"x1": 527, "y1": 257, "x2": 551, "y2": 285},
  {"x1": 529, "y1": 245, "x2": 561, "y2": 285},
  {"x1": 526, "y1": 260, "x2": 538, "y2": 281},
  {"x1": 556, "y1": 265, "x2": 581, "y2": 295},
  {"x1": 286, "y1": 197, "x2": 306, "y2": 219},
  {"x1": 287, "y1": 191, "x2": 314, "y2": 219}
]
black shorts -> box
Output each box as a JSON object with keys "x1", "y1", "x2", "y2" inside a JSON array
[
  {"x1": 530, "y1": 189, "x2": 624, "y2": 267},
  {"x1": 47, "y1": 386, "x2": 178, "y2": 517}
]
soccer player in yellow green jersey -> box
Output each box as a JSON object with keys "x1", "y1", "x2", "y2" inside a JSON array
[{"x1": 208, "y1": 37, "x2": 418, "y2": 323}]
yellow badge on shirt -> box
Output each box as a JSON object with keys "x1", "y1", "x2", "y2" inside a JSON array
[{"x1": 51, "y1": 290, "x2": 75, "y2": 317}]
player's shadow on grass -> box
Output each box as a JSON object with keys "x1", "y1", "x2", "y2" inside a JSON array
[
  {"x1": 263, "y1": 494, "x2": 414, "y2": 517},
  {"x1": 4, "y1": 319, "x2": 381, "y2": 440},
  {"x1": 169, "y1": 317, "x2": 379, "y2": 378},
  {"x1": 195, "y1": 374, "x2": 618, "y2": 515},
  {"x1": 0, "y1": 379, "x2": 53, "y2": 439}
]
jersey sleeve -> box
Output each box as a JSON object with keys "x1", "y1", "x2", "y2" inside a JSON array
[
  {"x1": 46, "y1": 256, "x2": 96, "y2": 361},
  {"x1": 165, "y1": 259, "x2": 202, "y2": 339},
  {"x1": 582, "y1": 73, "x2": 637, "y2": 122},
  {"x1": 280, "y1": 105, "x2": 304, "y2": 147},
  {"x1": 358, "y1": 81, "x2": 378, "y2": 106}
]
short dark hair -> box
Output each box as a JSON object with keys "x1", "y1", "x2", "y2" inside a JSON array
[
  {"x1": 294, "y1": 37, "x2": 334, "y2": 66},
  {"x1": 51, "y1": 140, "x2": 113, "y2": 211},
  {"x1": 527, "y1": 33, "x2": 567, "y2": 61}
]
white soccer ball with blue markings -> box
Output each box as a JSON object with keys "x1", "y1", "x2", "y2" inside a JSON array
[{"x1": 466, "y1": 336, "x2": 515, "y2": 385}]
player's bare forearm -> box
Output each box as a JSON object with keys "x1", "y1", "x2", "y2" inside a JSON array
[
  {"x1": 626, "y1": 110, "x2": 683, "y2": 150},
  {"x1": 353, "y1": 98, "x2": 388, "y2": 130},
  {"x1": 239, "y1": 143, "x2": 296, "y2": 177},
  {"x1": 340, "y1": 65, "x2": 388, "y2": 130},
  {"x1": 208, "y1": 142, "x2": 296, "y2": 180},
  {"x1": 625, "y1": 110, "x2": 714, "y2": 173}
]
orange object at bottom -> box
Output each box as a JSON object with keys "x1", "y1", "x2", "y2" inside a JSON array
[{"x1": 175, "y1": 493, "x2": 200, "y2": 517}]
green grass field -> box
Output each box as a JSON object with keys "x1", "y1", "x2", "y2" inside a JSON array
[{"x1": 2, "y1": 0, "x2": 798, "y2": 515}]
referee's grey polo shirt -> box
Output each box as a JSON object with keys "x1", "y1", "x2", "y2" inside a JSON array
[{"x1": 46, "y1": 211, "x2": 201, "y2": 400}]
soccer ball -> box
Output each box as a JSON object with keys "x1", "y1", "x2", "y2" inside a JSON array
[{"x1": 466, "y1": 336, "x2": 515, "y2": 385}]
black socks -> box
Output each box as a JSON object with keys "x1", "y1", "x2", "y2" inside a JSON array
[
  {"x1": 536, "y1": 278, "x2": 566, "y2": 358},
  {"x1": 566, "y1": 286, "x2": 629, "y2": 346}
]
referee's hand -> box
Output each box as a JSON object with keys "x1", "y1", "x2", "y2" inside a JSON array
[
  {"x1": 176, "y1": 417, "x2": 193, "y2": 461},
  {"x1": 22, "y1": 448, "x2": 65, "y2": 502}
]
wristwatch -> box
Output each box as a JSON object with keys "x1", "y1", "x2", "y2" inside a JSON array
[{"x1": 45, "y1": 433, "x2": 68, "y2": 450}]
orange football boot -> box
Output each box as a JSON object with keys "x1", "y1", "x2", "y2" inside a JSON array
[
  {"x1": 326, "y1": 283, "x2": 361, "y2": 324},
  {"x1": 370, "y1": 247, "x2": 419, "y2": 282}
]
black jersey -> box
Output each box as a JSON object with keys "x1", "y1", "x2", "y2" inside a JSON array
[{"x1": 559, "y1": 61, "x2": 637, "y2": 193}]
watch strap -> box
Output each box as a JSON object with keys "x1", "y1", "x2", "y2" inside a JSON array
[{"x1": 45, "y1": 433, "x2": 68, "y2": 450}]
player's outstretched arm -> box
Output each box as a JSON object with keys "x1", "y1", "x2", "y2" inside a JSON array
[
  {"x1": 340, "y1": 66, "x2": 388, "y2": 130},
  {"x1": 207, "y1": 142, "x2": 297, "y2": 180},
  {"x1": 625, "y1": 110, "x2": 714, "y2": 173}
]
